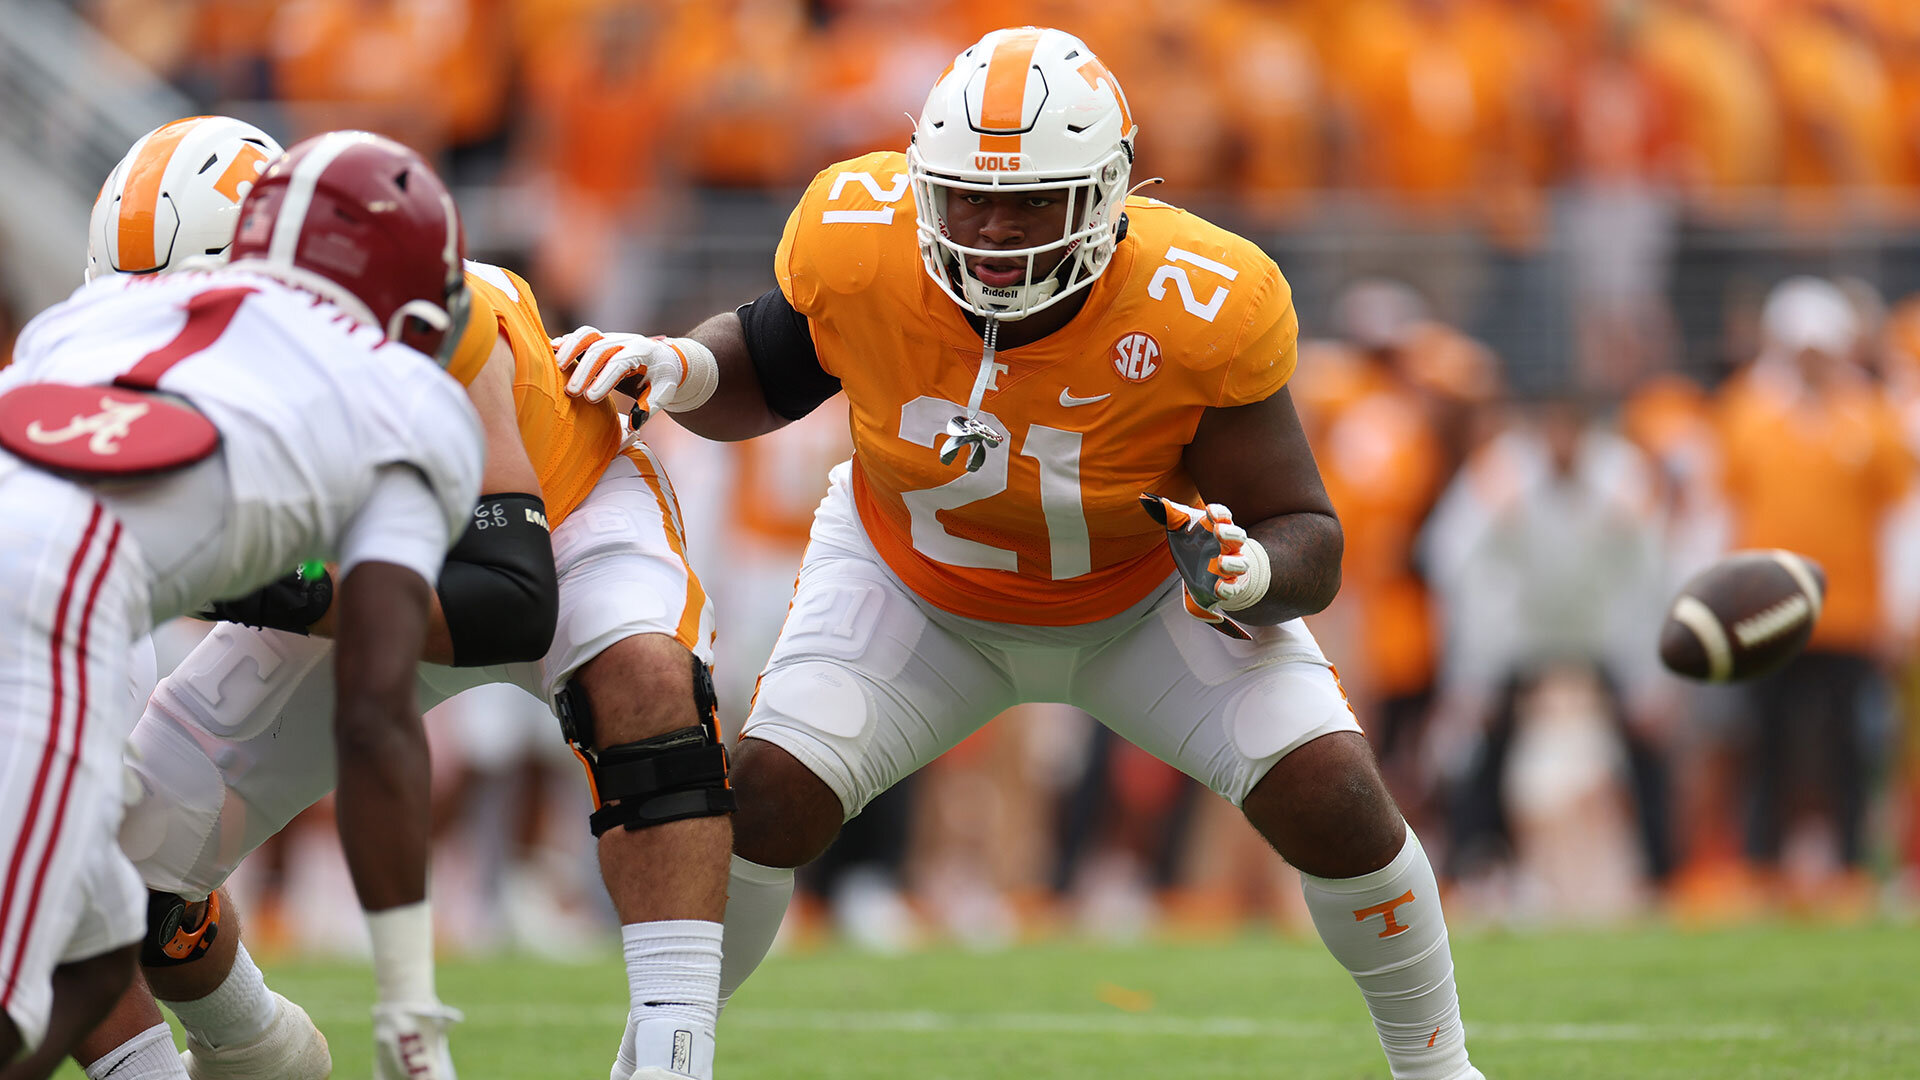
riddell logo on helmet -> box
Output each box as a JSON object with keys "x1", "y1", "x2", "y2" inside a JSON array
[
  {"x1": 1112, "y1": 332, "x2": 1160, "y2": 382},
  {"x1": 973, "y1": 153, "x2": 1023, "y2": 171}
]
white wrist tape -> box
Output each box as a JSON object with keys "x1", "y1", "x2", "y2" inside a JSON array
[
  {"x1": 657, "y1": 337, "x2": 719, "y2": 412},
  {"x1": 1217, "y1": 534, "x2": 1271, "y2": 612}
]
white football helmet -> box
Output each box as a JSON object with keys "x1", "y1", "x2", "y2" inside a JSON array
[
  {"x1": 1761, "y1": 275, "x2": 1859, "y2": 359},
  {"x1": 908, "y1": 27, "x2": 1136, "y2": 321},
  {"x1": 85, "y1": 115, "x2": 283, "y2": 282}
]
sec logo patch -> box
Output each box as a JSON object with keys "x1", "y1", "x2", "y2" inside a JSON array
[{"x1": 1111, "y1": 332, "x2": 1161, "y2": 383}]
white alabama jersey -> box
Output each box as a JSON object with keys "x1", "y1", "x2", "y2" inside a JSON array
[{"x1": 4, "y1": 269, "x2": 483, "y2": 619}]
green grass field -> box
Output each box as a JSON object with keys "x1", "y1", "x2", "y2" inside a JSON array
[{"x1": 56, "y1": 923, "x2": 1920, "y2": 1079}]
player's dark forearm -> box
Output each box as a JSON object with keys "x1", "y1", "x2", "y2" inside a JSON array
[
  {"x1": 331, "y1": 564, "x2": 435, "y2": 911},
  {"x1": 1235, "y1": 511, "x2": 1343, "y2": 625},
  {"x1": 642, "y1": 312, "x2": 790, "y2": 442},
  {"x1": 334, "y1": 692, "x2": 431, "y2": 911},
  {"x1": 316, "y1": 587, "x2": 452, "y2": 664}
]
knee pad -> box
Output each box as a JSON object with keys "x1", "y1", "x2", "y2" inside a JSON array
[
  {"x1": 142, "y1": 890, "x2": 220, "y2": 968},
  {"x1": 556, "y1": 653, "x2": 734, "y2": 838}
]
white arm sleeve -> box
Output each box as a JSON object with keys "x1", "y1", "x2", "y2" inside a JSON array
[{"x1": 337, "y1": 464, "x2": 455, "y2": 586}]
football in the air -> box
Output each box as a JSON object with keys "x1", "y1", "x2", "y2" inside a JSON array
[{"x1": 1659, "y1": 550, "x2": 1826, "y2": 683}]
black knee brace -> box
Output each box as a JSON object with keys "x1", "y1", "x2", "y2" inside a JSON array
[
  {"x1": 556, "y1": 653, "x2": 734, "y2": 837},
  {"x1": 142, "y1": 890, "x2": 220, "y2": 968}
]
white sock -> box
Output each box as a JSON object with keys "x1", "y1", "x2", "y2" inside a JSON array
[
  {"x1": 623, "y1": 919, "x2": 723, "y2": 1029},
  {"x1": 365, "y1": 900, "x2": 437, "y2": 1005},
  {"x1": 85, "y1": 1023, "x2": 187, "y2": 1079},
  {"x1": 1299, "y1": 829, "x2": 1479, "y2": 1080},
  {"x1": 718, "y1": 855, "x2": 795, "y2": 1008},
  {"x1": 611, "y1": 920, "x2": 723, "y2": 1078},
  {"x1": 161, "y1": 944, "x2": 277, "y2": 1050}
]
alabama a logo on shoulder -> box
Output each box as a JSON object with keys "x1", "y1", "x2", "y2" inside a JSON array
[
  {"x1": 0, "y1": 382, "x2": 220, "y2": 476},
  {"x1": 26, "y1": 395, "x2": 151, "y2": 455},
  {"x1": 1111, "y1": 332, "x2": 1160, "y2": 383}
]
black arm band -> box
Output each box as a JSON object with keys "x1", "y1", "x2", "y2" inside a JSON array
[
  {"x1": 437, "y1": 492, "x2": 559, "y2": 667},
  {"x1": 737, "y1": 287, "x2": 841, "y2": 421}
]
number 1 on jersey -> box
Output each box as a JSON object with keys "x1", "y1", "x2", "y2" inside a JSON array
[
  {"x1": 1019, "y1": 425, "x2": 1089, "y2": 579},
  {"x1": 899, "y1": 396, "x2": 1089, "y2": 580}
]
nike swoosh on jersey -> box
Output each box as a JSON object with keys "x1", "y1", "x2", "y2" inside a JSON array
[{"x1": 1059, "y1": 389, "x2": 1111, "y2": 407}]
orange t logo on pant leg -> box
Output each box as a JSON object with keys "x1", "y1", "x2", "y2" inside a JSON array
[{"x1": 1352, "y1": 890, "x2": 1417, "y2": 938}]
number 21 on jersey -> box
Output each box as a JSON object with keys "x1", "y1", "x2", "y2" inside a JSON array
[
  {"x1": 822, "y1": 171, "x2": 909, "y2": 225},
  {"x1": 898, "y1": 396, "x2": 1090, "y2": 580}
]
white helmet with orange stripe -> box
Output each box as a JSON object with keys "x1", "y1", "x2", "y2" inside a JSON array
[
  {"x1": 908, "y1": 27, "x2": 1136, "y2": 321},
  {"x1": 85, "y1": 115, "x2": 283, "y2": 282}
]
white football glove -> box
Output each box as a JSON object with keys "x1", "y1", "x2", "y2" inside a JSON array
[
  {"x1": 551, "y1": 325, "x2": 718, "y2": 420},
  {"x1": 1139, "y1": 496, "x2": 1271, "y2": 636},
  {"x1": 1205, "y1": 504, "x2": 1271, "y2": 611}
]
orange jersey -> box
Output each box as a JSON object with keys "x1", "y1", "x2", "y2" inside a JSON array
[
  {"x1": 776, "y1": 151, "x2": 1298, "y2": 625},
  {"x1": 445, "y1": 261, "x2": 623, "y2": 525},
  {"x1": 1317, "y1": 365, "x2": 1442, "y2": 696},
  {"x1": 1715, "y1": 367, "x2": 1913, "y2": 650}
]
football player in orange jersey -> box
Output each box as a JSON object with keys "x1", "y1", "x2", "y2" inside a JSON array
[
  {"x1": 73, "y1": 121, "x2": 731, "y2": 1080},
  {"x1": 555, "y1": 26, "x2": 1486, "y2": 1079}
]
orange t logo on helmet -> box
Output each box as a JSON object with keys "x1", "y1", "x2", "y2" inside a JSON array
[
  {"x1": 907, "y1": 27, "x2": 1139, "y2": 321},
  {"x1": 975, "y1": 27, "x2": 1042, "y2": 159},
  {"x1": 86, "y1": 115, "x2": 284, "y2": 282}
]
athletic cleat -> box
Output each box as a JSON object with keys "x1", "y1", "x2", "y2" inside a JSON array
[
  {"x1": 615, "y1": 1015, "x2": 715, "y2": 1080},
  {"x1": 183, "y1": 991, "x2": 331, "y2": 1080},
  {"x1": 372, "y1": 1001, "x2": 462, "y2": 1080}
]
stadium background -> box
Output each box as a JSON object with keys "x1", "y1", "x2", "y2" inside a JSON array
[{"x1": 5, "y1": 1, "x2": 1920, "y2": 1074}]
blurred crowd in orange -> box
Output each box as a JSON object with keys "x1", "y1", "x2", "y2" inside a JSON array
[
  {"x1": 88, "y1": 0, "x2": 1920, "y2": 219},
  {"x1": 72, "y1": 0, "x2": 1920, "y2": 385}
]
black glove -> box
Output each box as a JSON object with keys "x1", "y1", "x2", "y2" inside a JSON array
[{"x1": 196, "y1": 563, "x2": 333, "y2": 634}]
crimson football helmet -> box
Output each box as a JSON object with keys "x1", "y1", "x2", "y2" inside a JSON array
[{"x1": 228, "y1": 131, "x2": 469, "y2": 365}]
